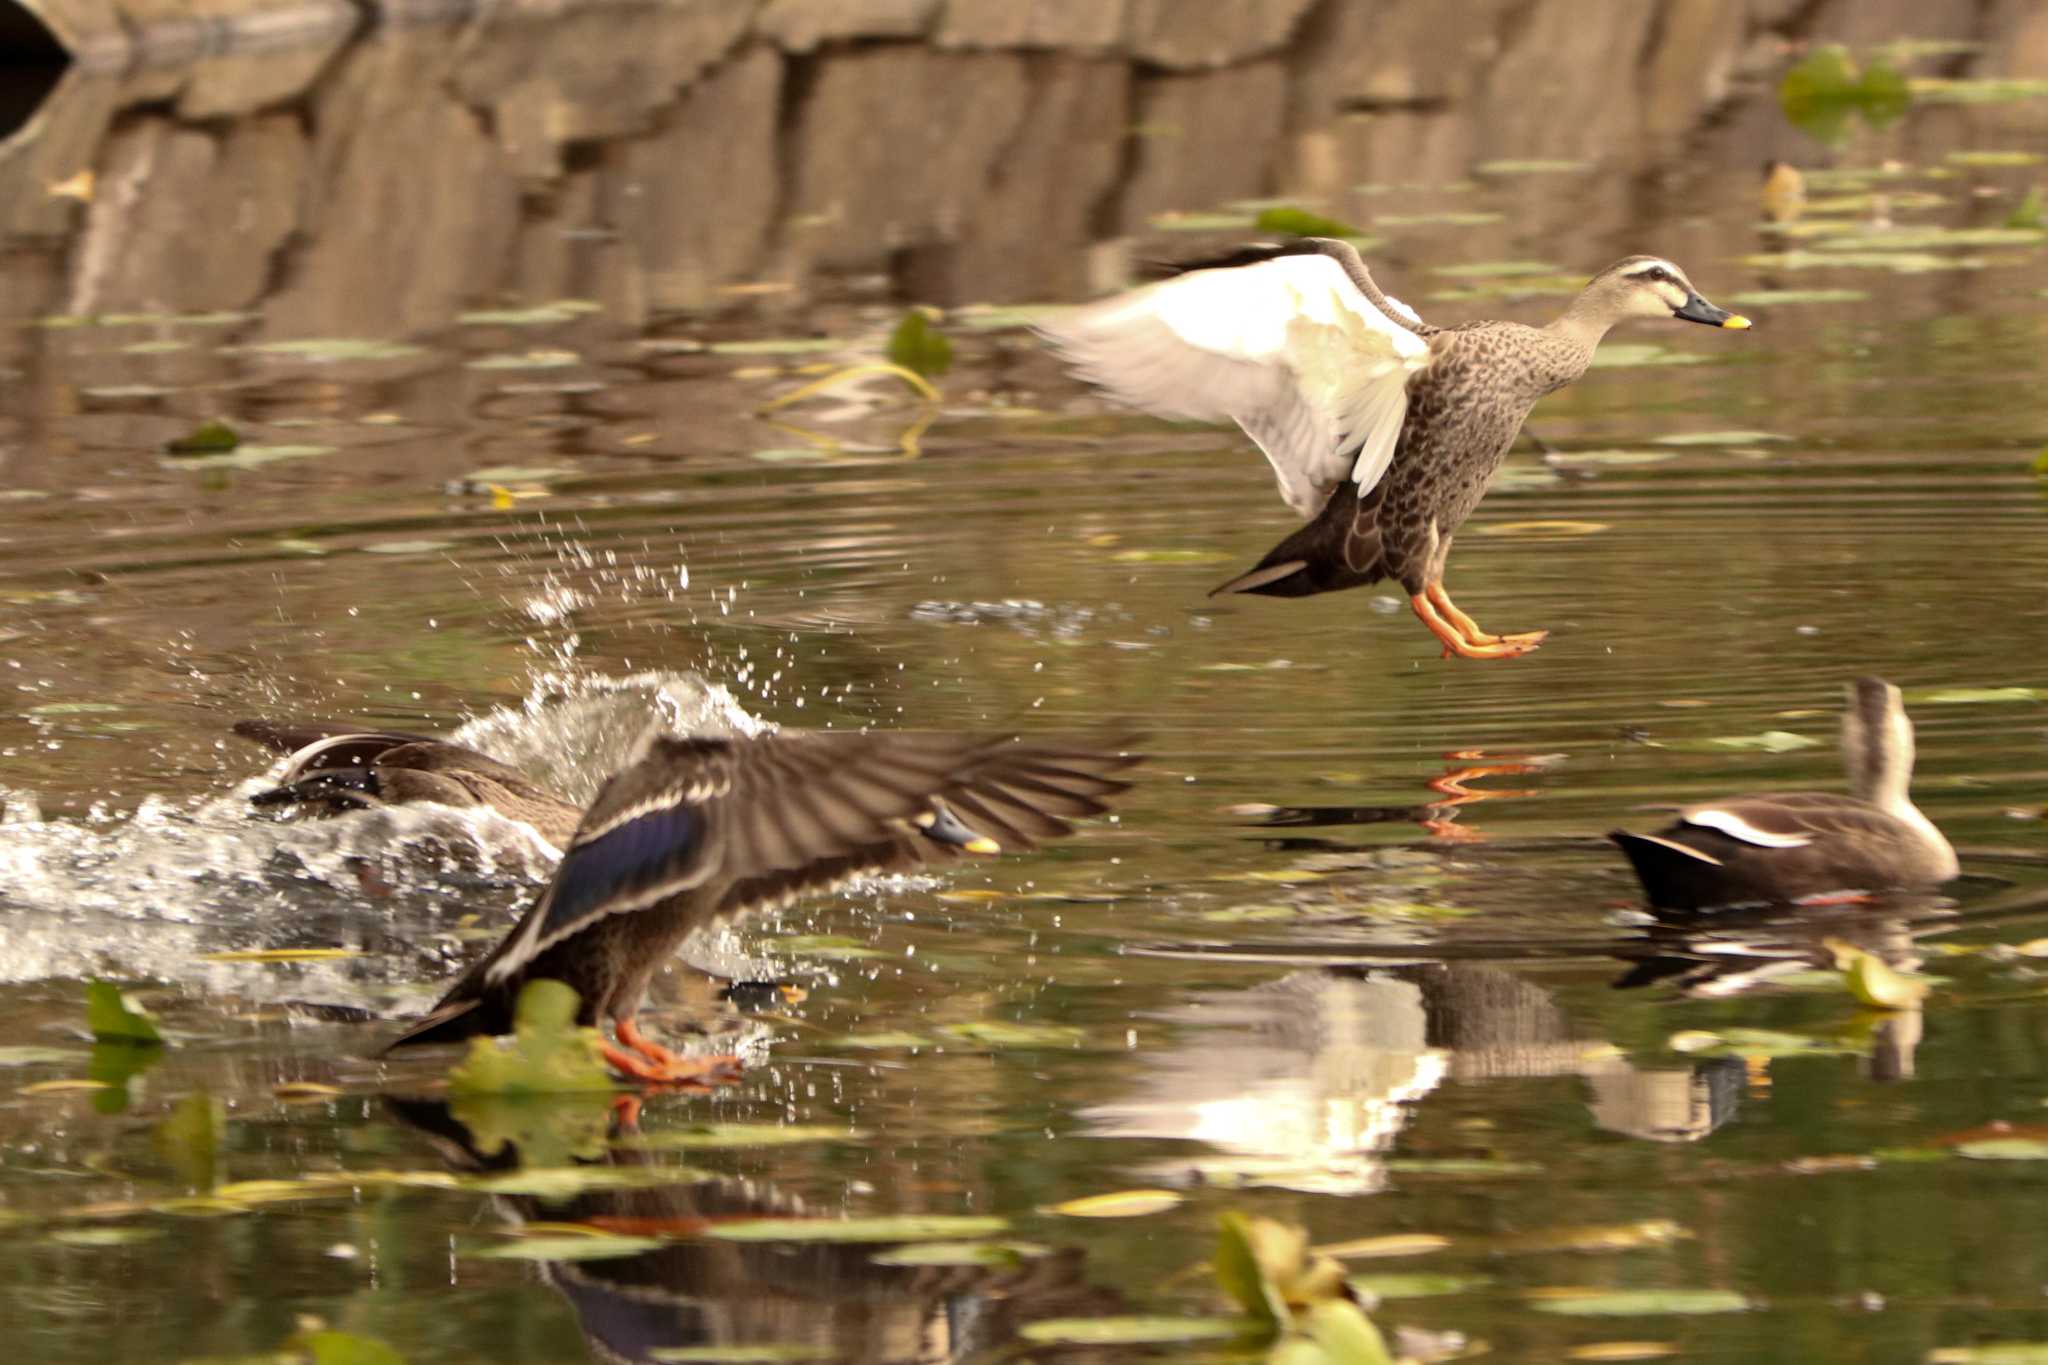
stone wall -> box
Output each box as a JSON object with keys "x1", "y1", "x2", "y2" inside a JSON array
[{"x1": 7, "y1": 0, "x2": 2048, "y2": 335}]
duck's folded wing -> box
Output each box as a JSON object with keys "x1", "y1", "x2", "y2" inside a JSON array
[
  {"x1": 232, "y1": 719, "x2": 441, "y2": 779},
  {"x1": 1677, "y1": 794, "x2": 1862, "y2": 849},
  {"x1": 481, "y1": 730, "x2": 1141, "y2": 983},
  {"x1": 1038, "y1": 251, "x2": 1432, "y2": 517}
]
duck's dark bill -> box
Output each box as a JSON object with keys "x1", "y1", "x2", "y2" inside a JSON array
[{"x1": 1674, "y1": 293, "x2": 1752, "y2": 329}]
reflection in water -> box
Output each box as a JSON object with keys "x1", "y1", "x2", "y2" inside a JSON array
[
  {"x1": 1238, "y1": 748, "x2": 1559, "y2": 843},
  {"x1": 389, "y1": 1099, "x2": 1120, "y2": 1365}
]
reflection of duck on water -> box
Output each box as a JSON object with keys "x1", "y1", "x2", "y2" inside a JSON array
[
  {"x1": 1084, "y1": 963, "x2": 1756, "y2": 1187},
  {"x1": 1235, "y1": 746, "x2": 1561, "y2": 843},
  {"x1": 386, "y1": 1098, "x2": 1124, "y2": 1365}
]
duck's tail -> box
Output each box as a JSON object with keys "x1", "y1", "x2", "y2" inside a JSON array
[{"x1": 1608, "y1": 830, "x2": 1722, "y2": 912}]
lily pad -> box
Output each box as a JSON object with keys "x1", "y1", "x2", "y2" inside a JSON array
[
  {"x1": 1315, "y1": 1234, "x2": 1452, "y2": 1260},
  {"x1": 1665, "y1": 1027, "x2": 1857, "y2": 1058},
  {"x1": 650, "y1": 1349, "x2": 837, "y2": 1363},
  {"x1": 869, "y1": 1240, "x2": 1052, "y2": 1267},
  {"x1": 447, "y1": 979, "x2": 613, "y2": 1097},
  {"x1": 1908, "y1": 687, "x2": 2041, "y2": 704},
  {"x1": 1696, "y1": 730, "x2": 1821, "y2": 754},
  {"x1": 1433, "y1": 260, "x2": 1563, "y2": 278},
  {"x1": 1531, "y1": 1288, "x2": 1752, "y2": 1317},
  {"x1": 1724, "y1": 289, "x2": 1869, "y2": 306},
  {"x1": 1255, "y1": 206, "x2": 1366, "y2": 237},
  {"x1": 1543, "y1": 450, "x2": 1674, "y2": 467},
  {"x1": 470, "y1": 1166, "x2": 715, "y2": 1197},
  {"x1": 466, "y1": 349, "x2": 580, "y2": 371},
  {"x1": 708, "y1": 1215, "x2": 1009, "y2": 1244},
  {"x1": 164, "y1": 444, "x2": 339, "y2": 471},
  {"x1": 1946, "y1": 150, "x2": 2043, "y2": 167},
  {"x1": 47, "y1": 1226, "x2": 167, "y2": 1247},
  {"x1": 1742, "y1": 249, "x2": 1984, "y2": 273},
  {"x1": 1474, "y1": 520, "x2": 1609, "y2": 539},
  {"x1": 1474, "y1": 159, "x2": 1589, "y2": 175},
  {"x1": 1047, "y1": 1189, "x2": 1183, "y2": 1218},
  {"x1": 234, "y1": 338, "x2": 426, "y2": 362},
  {"x1": 457, "y1": 301, "x2": 601, "y2": 326},
  {"x1": 1348, "y1": 1273, "x2": 1489, "y2": 1298},
  {"x1": 707, "y1": 338, "x2": 844, "y2": 356},
  {"x1": 761, "y1": 934, "x2": 888, "y2": 961},
  {"x1": 1652, "y1": 431, "x2": 1791, "y2": 446},
  {"x1": 1017, "y1": 1317, "x2": 1248, "y2": 1346},
  {"x1": 1956, "y1": 1138, "x2": 2048, "y2": 1160},
  {"x1": 1912, "y1": 77, "x2": 2048, "y2": 104},
  {"x1": 1112, "y1": 548, "x2": 1231, "y2": 565},
  {"x1": 825, "y1": 1031, "x2": 933, "y2": 1049},
  {"x1": 1929, "y1": 1347, "x2": 2048, "y2": 1363},
  {"x1": 470, "y1": 1233, "x2": 663, "y2": 1261},
  {"x1": 614, "y1": 1124, "x2": 865, "y2": 1150},
  {"x1": 940, "y1": 1020, "x2": 1084, "y2": 1048},
  {"x1": 1817, "y1": 226, "x2": 2044, "y2": 251},
  {"x1": 0, "y1": 1046, "x2": 83, "y2": 1067}
]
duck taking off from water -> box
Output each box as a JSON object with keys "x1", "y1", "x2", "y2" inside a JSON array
[
  {"x1": 1038, "y1": 240, "x2": 1750, "y2": 659},
  {"x1": 386, "y1": 726, "x2": 1141, "y2": 1084},
  {"x1": 1610, "y1": 678, "x2": 1958, "y2": 912}
]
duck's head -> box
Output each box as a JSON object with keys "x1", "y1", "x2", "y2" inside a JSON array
[
  {"x1": 1584, "y1": 256, "x2": 1752, "y2": 331},
  {"x1": 1842, "y1": 676, "x2": 1914, "y2": 807}
]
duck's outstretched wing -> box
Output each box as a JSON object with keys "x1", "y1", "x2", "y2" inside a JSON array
[
  {"x1": 1038, "y1": 237, "x2": 1432, "y2": 517},
  {"x1": 465, "y1": 728, "x2": 1143, "y2": 993}
]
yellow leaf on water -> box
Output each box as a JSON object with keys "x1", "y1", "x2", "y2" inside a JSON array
[
  {"x1": 1824, "y1": 938, "x2": 1932, "y2": 1009},
  {"x1": 199, "y1": 948, "x2": 363, "y2": 963},
  {"x1": 273, "y1": 1082, "x2": 344, "y2": 1101},
  {"x1": 20, "y1": 1079, "x2": 110, "y2": 1095},
  {"x1": 1567, "y1": 1345, "x2": 1679, "y2": 1362},
  {"x1": 1046, "y1": 1189, "x2": 1183, "y2": 1218},
  {"x1": 1476, "y1": 520, "x2": 1610, "y2": 538},
  {"x1": 1313, "y1": 1232, "x2": 1452, "y2": 1259}
]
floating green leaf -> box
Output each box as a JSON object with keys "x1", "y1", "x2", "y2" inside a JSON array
[
  {"x1": 1929, "y1": 1345, "x2": 2048, "y2": 1363},
  {"x1": 1474, "y1": 159, "x2": 1589, "y2": 175},
  {"x1": 86, "y1": 981, "x2": 162, "y2": 1045},
  {"x1": 1912, "y1": 77, "x2": 2048, "y2": 104},
  {"x1": 470, "y1": 1233, "x2": 664, "y2": 1261},
  {"x1": 290, "y1": 1330, "x2": 407, "y2": 1365},
  {"x1": 1652, "y1": 431, "x2": 1791, "y2": 446},
  {"x1": 466, "y1": 349, "x2": 580, "y2": 371},
  {"x1": 155, "y1": 1091, "x2": 225, "y2": 1191},
  {"x1": 234, "y1": 338, "x2": 426, "y2": 362},
  {"x1": 2008, "y1": 188, "x2": 2047, "y2": 231},
  {"x1": 707, "y1": 338, "x2": 843, "y2": 356},
  {"x1": 1049, "y1": 1189, "x2": 1183, "y2": 1218},
  {"x1": 614, "y1": 1124, "x2": 865, "y2": 1151},
  {"x1": 458, "y1": 300, "x2": 601, "y2": 326},
  {"x1": 762, "y1": 934, "x2": 888, "y2": 961},
  {"x1": 1725, "y1": 289, "x2": 1869, "y2": 306},
  {"x1": 1543, "y1": 450, "x2": 1675, "y2": 467},
  {"x1": 0, "y1": 1046, "x2": 83, "y2": 1067},
  {"x1": 1255, "y1": 206, "x2": 1365, "y2": 237},
  {"x1": 1742, "y1": 249, "x2": 1984, "y2": 273},
  {"x1": 447, "y1": 979, "x2": 614, "y2": 1098},
  {"x1": 1383, "y1": 1158, "x2": 1541, "y2": 1176},
  {"x1": 885, "y1": 310, "x2": 952, "y2": 379},
  {"x1": 1817, "y1": 226, "x2": 2044, "y2": 251},
  {"x1": 468, "y1": 1165, "x2": 714, "y2": 1198},
  {"x1": 939, "y1": 1020, "x2": 1084, "y2": 1048},
  {"x1": 869, "y1": 1240, "x2": 1052, "y2": 1267},
  {"x1": 1533, "y1": 1288, "x2": 1752, "y2": 1317},
  {"x1": 825, "y1": 1032, "x2": 932, "y2": 1049},
  {"x1": 1017, "y1": 1317, "x2": 1247, "y2": 1346},
  {"x1": 362, "y1": 540, "x2": 457, "y2": 555},
  {"x1": 1347, "y1": 1273, "x2": 1490, "y2": 1298},
  {"x1": 1696, "y1": 730, "x2": 1821, "y2": 754},
  {"x1": 1949, "y1": 150, "x2": 2043, "y2": 167},
  {"x1": 164, "y1": 443, "x2": 339, "y2": 471},
  {"x1": 709, "y1": 1215, "x2": 1009, "y2": 1244},
  {"x1": 1298, "y1": 1299, "x2": 1396, "y2": 1365},
  {"x1": 1956, "y1": 1138, "x2": 2048, "y2": 1160},
  {"x1": 1780, "y1": 45, "x2": 1909, "y2": 145},
  {"x1": 1111, "y1": 547, "x2": 1232, "y2": 565},
  {"x1": 1908, "y1": 686, "x2": 2041, "y2": 704},
  {"x1": 1433, "y1": 260, "x2": 1563, "y2": 278},
  {"x1": 650, "y1": 1348, "x2": 837, "y2": 1363},
  {"x1": 163, "y1": 420, "x2": 239, "y2": 455}
]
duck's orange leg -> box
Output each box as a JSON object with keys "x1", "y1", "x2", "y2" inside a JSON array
[
  {"x1": 1411, "y1": 590, "x2": 1542, "y2": 660},
  {"x1": 1425, "y1": 582, "x2": 1548, "y2": 651},
  {"x1": 603, "y1": 1015, "x2": 743, "y2": 1089}
]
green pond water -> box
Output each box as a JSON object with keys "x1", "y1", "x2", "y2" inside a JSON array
[{"x1": 7, "y1": 35, "x2": 2048, "y2": 1365}]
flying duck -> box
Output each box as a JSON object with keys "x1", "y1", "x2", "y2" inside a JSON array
[
  {"x1": 385, "y1": 726, "x2": 1141, "y2": 1083},
  {"x1": 234, "y1": 719, "x2": 583, "y2": 849},
  {"x1": 1038, "y1": 239, "x2": 1751, "y2": 659},
  {"x1": 1610, "y1": 677, "x2": 1957, "y2": 912}
]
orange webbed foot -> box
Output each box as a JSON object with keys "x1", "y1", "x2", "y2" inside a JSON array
[
  {"x1": 606, "y1": 1016, "x2": 744, "y2": 1090},
  {"x1": 1415, "y1": 585, "x2": 1547, "y2": 659}
]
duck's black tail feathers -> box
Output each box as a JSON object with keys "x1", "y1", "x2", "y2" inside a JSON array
[{"x1": 1210, "y1": 483, "x2": 1384, "y2": 599}]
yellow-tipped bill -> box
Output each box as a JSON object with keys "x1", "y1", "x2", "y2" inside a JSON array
[
  {"x1": 1721, "y1": 315, "x2": 1753, "y2": 330},
  {"x1": 964, "y1": 836, "x2": 1002, "y2": 856}
]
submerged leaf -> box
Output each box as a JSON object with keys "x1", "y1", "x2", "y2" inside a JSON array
[
  {"x1": 615, "y1": 1124, "x2": 865, "y2": 1151},
  {"x1": 471, "y1": 1233, "x2": 663, "y2": 1261},
  {"x1": 155, "y1": 1092, "x2": 225, "y2": 1192},
  {"x1": 1048, "y1": 1189, "x2": 1183, "y2": 1218},
  {"x1": 869, "y1": 1240, "x2": 1052, "y2": 1267}
]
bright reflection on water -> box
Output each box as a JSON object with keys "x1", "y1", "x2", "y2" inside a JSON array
[{"x1": 5, "y1": 13, "x2": 2048, "y2": 1365}]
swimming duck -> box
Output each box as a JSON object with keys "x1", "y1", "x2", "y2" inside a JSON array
[
  {"x1": 234, "y1": 720, "x2": 583, "y2": 849},
  {"x1": 1038, "y1": 240, "x2": 1750, "y2": 659},
  {"x1": 1610, "y1": 678, "x2": 1957, "y2": 912},
  {"x1": 386, "y1": 726, "x2": 1141, "y2": 1083}
]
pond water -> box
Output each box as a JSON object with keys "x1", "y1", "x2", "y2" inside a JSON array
[{"x1": 6, "y1": 20, "x2": 2048, "y2": 1365}]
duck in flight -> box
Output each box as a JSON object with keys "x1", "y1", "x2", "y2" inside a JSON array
[
  {"x1": 1039, "y1": 240, "x2": 1751, "y2": 659},
  {"x1": 1610, "y1": 677, "x2": 1957, "y2": 912},
  {"x1": 384, "y1": 725, "x2": 1141, "y2": 1084}
]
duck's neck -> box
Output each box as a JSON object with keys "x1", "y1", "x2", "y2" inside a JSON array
[
  {"x1": 1850, "y1": 729, "x2": 1958, "y2": 876},
  {"x1": 1545, "y1": 296, "x2": 1618, "y2": 358}
]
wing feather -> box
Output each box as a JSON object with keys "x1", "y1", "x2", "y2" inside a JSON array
[{"x1": 1039, "y1": 251, "x2": 1432, "y2": 517}]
